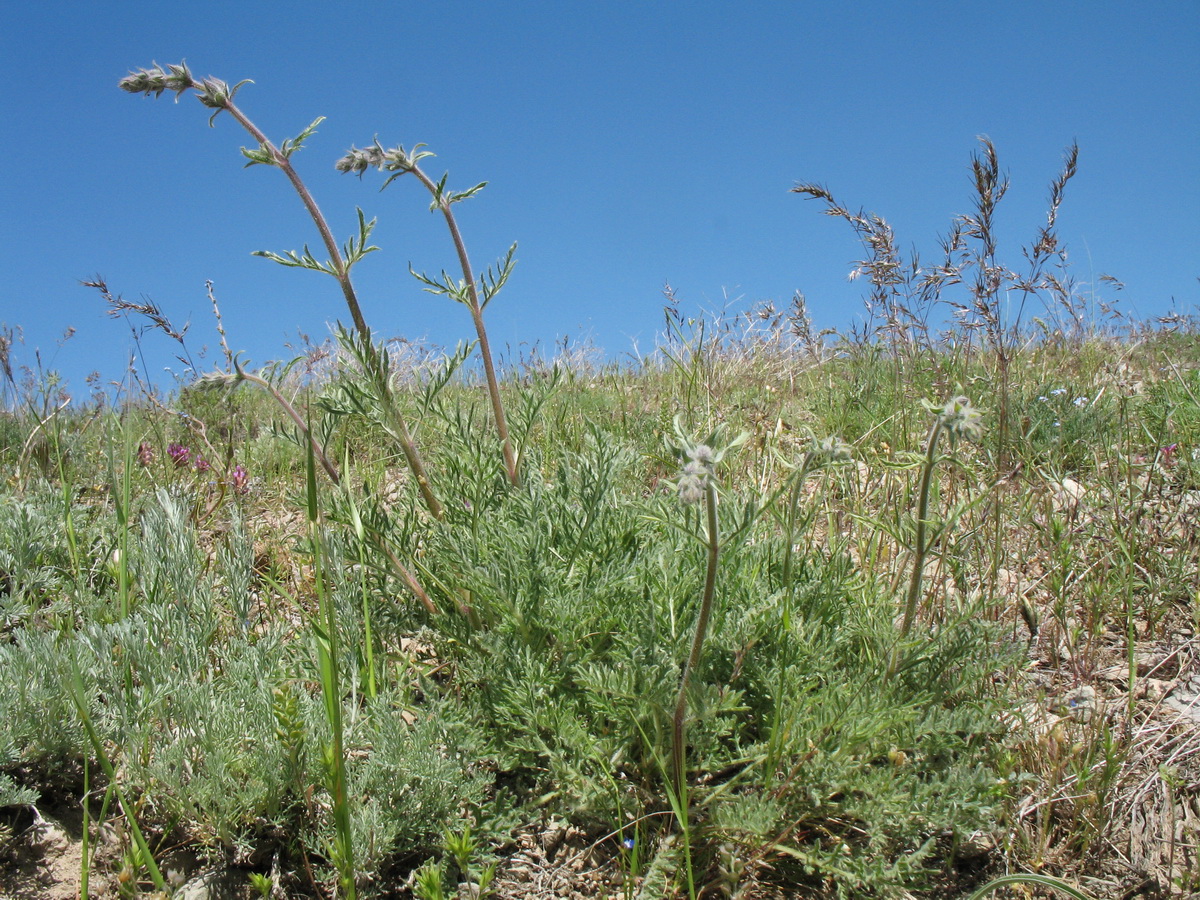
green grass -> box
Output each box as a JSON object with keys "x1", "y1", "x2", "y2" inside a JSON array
[{"x1": 1, "y1": 328, "x2": 1196, "y2": 898}]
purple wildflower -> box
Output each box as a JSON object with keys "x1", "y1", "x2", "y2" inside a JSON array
[
  {"x1": 137, "y1": 442, "x2": 155, "y2": 467},
  {"x1": 231, "y1": 464, "x2": 249, "y2": 495},
  {"x1": 167, "y1": 443, "x2": 190, "y2": 469}
]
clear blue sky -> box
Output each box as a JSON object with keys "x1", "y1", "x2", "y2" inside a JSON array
[{"x1": 3, "y1": 1, "x2": 1197, "y2": 399}]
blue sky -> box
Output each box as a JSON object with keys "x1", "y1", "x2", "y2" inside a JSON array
[{"x1": 3, "y1": 1, "x2": 1197, "y2": 399}]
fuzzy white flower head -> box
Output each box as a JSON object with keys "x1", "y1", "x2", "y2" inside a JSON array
[
  {"x1": 666, "y1": 415, "x2": 748, "y2": 506},
  {"x1": 677, "y1": 472, "x2": 707, "y2": 506},
  {"x1": 811, "y1": 435, "x2": 853, "y2": 464},
  {"x1": 937, "y1": 396, "x2": 984, "y2": 442}
]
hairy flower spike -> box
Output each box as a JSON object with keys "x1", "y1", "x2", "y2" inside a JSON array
[
  {"x1": 120, "y1": 62, "x2": 196, "y2": 99},
  {"x1": 334, "y1": 143, "x2": 388, "y2": 177},
  {"x1": 335, "y1": 142, "x2": 434, "y2": 184},
  {"x1": 677, "y1": 459, "x2": 709, "y2": 505},
  {"x1": 120, "y1": 62, "x2": 249, "y2": 124},
  {"x1": 191, "y1": 369, "x2": 240, "y2": 392},
  {"x1": 667, "y1": 418, "x2": 747, "y2": 507},
  {"x1": 687, "y1": 444, "x2": 716, "y2": 467},
  {"x1": 666, "y1": 415, "x2": 748, "y2": 470}
]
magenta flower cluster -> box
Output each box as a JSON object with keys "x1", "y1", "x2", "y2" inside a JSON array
[
  {"x1": 230, "y1": 464, "x2": 249, "y2": 495},
  {"x1": 167, "y1": 442, "x2": 190, "y2": 468},
  {"x1": 151, "y1": 442, "x2": 250, "y2": 494}
]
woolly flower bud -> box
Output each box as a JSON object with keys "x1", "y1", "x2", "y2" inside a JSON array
[
  {"x1": 335, "y1": 144, "x2": 387, "y2": 176},
  {"x1": 191, "y1": 370, "x2": 240, "y2": 392},
  {"x1": 938, "y1": 396, "x2": 984, "y2": 442},
  {"x1": 196, "y1": 77, "x2": 236, "y2": 109},
  {"x1": 687, "y1": 444, "x2": 715, "y2": 466},
  {"x1": 677, "y1": 458, "x2": 712, "y2": 506},
  {"x1": 811, "y1": 435, "x2": 853, "y2": 464},
  {"x1": 120, "y1": 62, "x2": 195, "y2": 99},
  {"x1": 678, "y1": 473, "x2": 707, "y2": 506}
]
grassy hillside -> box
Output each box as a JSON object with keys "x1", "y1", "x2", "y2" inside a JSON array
[{"x1": 1, "y1": 320, "x2": 1198, "y2": 899}]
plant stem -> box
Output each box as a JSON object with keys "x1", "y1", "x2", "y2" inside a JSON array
[
  {"x1": 409, "y1": 165, "x2": 518, "y2": 486},
  {"x1": 890, "y1": 418, "x2": 943, "y2": 677},
  {"x1": 204, "y1": 82, "x2": 443, "y2": 519},
  {"x1": 80, "y1": 756, "x2": 89, "y2": 900},
  {"x1": 236, "y1": 368, "x2": 342, "y2": 483},
  {"x1": 67, "y1": 664, "x2": 168, "y2": 895},
  {"x1": 305, "y1": 440, "x2": 357, "y2": 899},
  {"x1": 672, "y1": 477, "x2": 720, "y2": 800},
  {"x1": 220, "y1": 101, "x2": 368, "y2": 336},
  {"x1": 233, "y1": 366, "x2": 437, "y2": 612},
  {"x1": 780, "y1": 455, "x2": 815, "y2": 592}
]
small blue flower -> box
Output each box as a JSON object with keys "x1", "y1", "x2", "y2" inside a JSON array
[{"x1": 622, "y1": 837, "x2": 636, "y2": 851}]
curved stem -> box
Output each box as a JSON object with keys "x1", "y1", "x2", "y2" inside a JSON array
[
  {"x1": 672, "y1": 479, "x2": 721, "y2": 799},
  {"x1": 890, "y1": 419, "x2": 943, "y2": 677},
  {"x1": 238, "y1": 369, "x2": 341, "y2": 483},
  {"x1": 221, "y1": 100, "x2": 368, "y2": 336},
  {"x1": 410, "y1": 165, "x2": 518, "y2": 486},
  {"x1": 214, "y1": 91, "x2": 442, "y2": 518},
  {"x1": 237, "y1": 368, "x2": 436, "y2": 613}
]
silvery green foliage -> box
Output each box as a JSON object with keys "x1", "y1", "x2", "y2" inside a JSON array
[
  {"x1": 0, "y1": 733, "x2": 37, "y2": 806},
  {"x1": 0, "y1": 771, "x2": 36, "y2": 808},
  {"x1": 346, "y1": 703, "x2": 489, "y2": 874},
  {"x1": 0, "y1": 488, "x2": 486, "y2": 872},
  {"x1": 216, "y1": 507, "x2": 256, "y2": 628},
  {"x1": 135, "y1": 488, "x2": 204, "y2": 607},
  {"x1": 0, "y1": 487, "x2": 76, "y2": 627}
]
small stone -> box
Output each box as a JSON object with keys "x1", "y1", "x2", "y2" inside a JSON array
[
  {"x1": 175, "y1": 868, "x2": 244, "y2": 900},
  {"x1": 1058, "y1": 685, "x2": 1101, "y2": 723}
]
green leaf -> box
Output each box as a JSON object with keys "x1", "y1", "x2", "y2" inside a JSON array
[
  {"x1": 966, "y1": 874, "x2": 1092, "y2": 900},
  {"x1": 480, "y1": 242, "x2": 518, "y2": 310},
  {"x1": 448, "y1": 181, "x2": 488, "y2": 204},
  {"x1": 253, "y1": 246, "x2": 338, "y2": 276},
  {"x1": 429, "y1": 172, "x2": 450, "y2": 211},
  {"x1": 241, "y1": 144, "x2": 276, "y2": 167},
  {"x1": 278, "y1": 116, "x2": 326, "y2": 158},
  {"x1": 343, "y1": 208, "x2": 380, "y2": 266}
]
